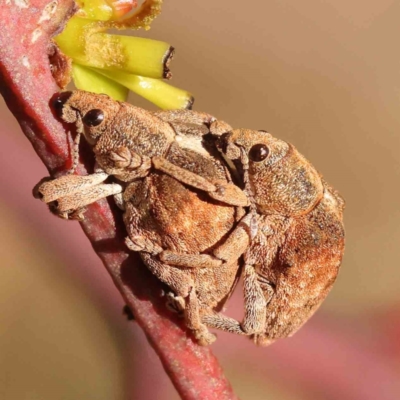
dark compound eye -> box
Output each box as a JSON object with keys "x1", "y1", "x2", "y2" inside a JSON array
[
  {"x1": 52, "y1": 91, "x2": 72, "y2": 118},
  {"x1": 249, "y1": 144, "x2": 269, "y2": 162},
  {"x1": 82, "y1": 109, "x2": 104, "y2": 127}
]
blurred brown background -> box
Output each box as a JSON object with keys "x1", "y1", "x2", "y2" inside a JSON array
[{"x1": 1, "y1": 1, "x2": 400, "y2": 399}]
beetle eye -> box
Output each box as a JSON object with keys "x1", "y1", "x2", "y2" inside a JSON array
[
  {"x1": 249, "y1": 144, "x2": 269, "y2": 162},
  {"x1": 82, "y1": 109, "x2": 104, "y2": 127},
  {"x1": 52, "y1": 91, "x2": 72, "y2": 118}
]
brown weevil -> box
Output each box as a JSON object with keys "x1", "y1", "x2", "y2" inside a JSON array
[
  {"x1": 36, "y1": 91, "x2": 252, "y2": 345},
  {"x1": 202, "y1": 129, "x2": 345, "y2": 345}
]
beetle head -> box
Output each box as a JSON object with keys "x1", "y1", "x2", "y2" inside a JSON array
[
  {"x1": 51, "y1": 90, "x2": 121, "y2": 145},
  {"x1": 217, "y1": 129, "x2": 323, "y2": 216}
]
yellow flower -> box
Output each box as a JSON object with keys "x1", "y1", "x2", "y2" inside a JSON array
[{"x1": 55, "y1": 0, "x2": 193, "y2": 109}]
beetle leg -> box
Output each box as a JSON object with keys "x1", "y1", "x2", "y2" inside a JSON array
[
  {"x1": 159, "y1": 252, "x2": 222, "y2": 268},
  {"x1": 164, "y1": 291, "x2": 185, "y2": 315},
  {"x1": 213, "y1": 213, "x2": 256, "y2": 262},
  {"x1": 241, "y1": 264, "x2": 270, "y2": 335},
  {"x1": 34, "y1": 171, "x2": 108, "y2": 203},
  {"x1": 113, "y1": 192, "x2": 125, "y2": 210},
  {"x1": 49, "y1": 183, "x2": 123, "y2": 220},
  {"x1": 153, "y1": 110, "x2": 233, "y2": 137},
  {"x1": 152, "y1": 109, "x2": 216, "y2": 126},
  {"x1": 207, "y1": 180, "x2": 249, "y2": 206},
  {"x1": 152, "y1": 156, "x2": 248, "y2": 207},
  {"x1": 203, "y1": 264, "x2": 271, "y2": 337},
  {"x1": 140, "y1": 253, "x2": 216, "y2": 345},
  {"x1": 202, "y1": 311, "x2": 247, "y2": 335},
  {"x1": 140, "y1": 252, "x2": 193, "y2": 296},
  {"x1": 152, "y1": 156, "x2": 216, "y2": 191},
  {"x1": 185, "y1": 288, "x2": 217, "y2": 345}
]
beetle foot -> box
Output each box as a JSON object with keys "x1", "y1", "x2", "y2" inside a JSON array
[
  {"x1": 165, "y1": 291, "x2": 185, "y2": 317},
  {"x1": 194, "y1": 326, "x2": 217, "y2": 346}
]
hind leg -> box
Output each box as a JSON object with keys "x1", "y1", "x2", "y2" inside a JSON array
[{"x1": 140, "y1": 253, "x2": 216, "y2": 345}]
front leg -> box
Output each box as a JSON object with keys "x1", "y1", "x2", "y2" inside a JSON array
[
  {"x1": 152, "y1": 156, "x2": 249, "y2": 207},
  {"x1": 34, "y1": 171, "x2": 108, "y2": 203},
  {"x1": 153, "y1": 110, "x2": 233, "y2": 138},
  {"x1": 50, "y1": 183, "x2": 123, "y2": 220},
  {"x1": 34, "y1": 172, "x2": 123, "y2": 220},
  {"x1": 152, "y1": 109, "x2": 216, "y2": 126}
]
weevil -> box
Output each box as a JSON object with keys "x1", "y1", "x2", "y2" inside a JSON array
[
  {"x1": 202, "y1": 129, "x2": 345, "y2": 345},
  {"x1": 35, "y1": 91, "x2": 252, "y2": 344}
]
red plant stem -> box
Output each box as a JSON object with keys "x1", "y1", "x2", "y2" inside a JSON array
[{"x1": 0, "y1": 1, "x2": 238, "y2": 399}]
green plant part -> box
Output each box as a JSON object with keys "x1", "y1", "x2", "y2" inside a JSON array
[
  {"x1": 72, "y1": 63, "x2": 128, "y2": 101},
  {"x1": 54, "y1": 0, "x2": 193, "y2": 109}
]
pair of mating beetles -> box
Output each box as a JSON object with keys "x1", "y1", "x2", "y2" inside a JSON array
[{"x1": 35, "y1": 90, "x2": 345, "y2": 346}]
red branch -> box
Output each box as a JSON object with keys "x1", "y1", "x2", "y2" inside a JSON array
[{"x1": 0, "y1": 1, "x2": 238, "y2": 399}]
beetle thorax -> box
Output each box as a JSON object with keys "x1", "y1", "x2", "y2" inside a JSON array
[{"x1": 251, "y1": 145, "x2": 323, "y2": 217}]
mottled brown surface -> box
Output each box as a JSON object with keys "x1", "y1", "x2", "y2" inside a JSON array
[
  {"x1": 214, "y1": 130, "x2": 345, "y2": 345},
  {"x1": 44, "y1": 90, "x2": 248, "y2": 345}
]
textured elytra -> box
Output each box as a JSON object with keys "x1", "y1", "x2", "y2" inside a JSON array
[{"x1": 35, "y1": 90, "x2": 345, "y2": 346}]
